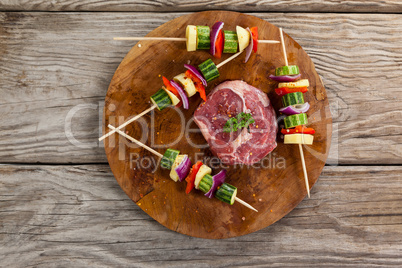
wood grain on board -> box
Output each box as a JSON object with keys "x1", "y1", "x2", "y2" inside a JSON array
[
  {"x1": 0, "y1": 0, "x2": 401, "y2": 13},
  {"x1": 0, "y1": 12, "x2": 401, "y2": 164},
  {"x1": 103, "y1": 11, "x2": 330, "y2": 238},
  {"x1": 0, "y1": 164, "x2": 401, "y2": 266}
]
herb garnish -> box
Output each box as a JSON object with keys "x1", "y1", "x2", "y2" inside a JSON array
[{"x1": 223, "y1": 112, "x2": 255, "y2": 133}]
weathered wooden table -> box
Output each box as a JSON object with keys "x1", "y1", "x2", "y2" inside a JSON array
[{"x1": 1, "y1": 1, "x2": 401, "y2": 267}]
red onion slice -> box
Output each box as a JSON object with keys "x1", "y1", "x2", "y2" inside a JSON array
[
  {"x1": 210, "y1": 21, "x2": 224, "y2": 57},
  {"x1": 279, "y1": 102, "x2": 310, "y2": 115},
  {"x1": 205, "y1": 169, "x2": 226, "y2": 198},
  {"x1": 175, "y1": 155, "x2": 192, "y2": 182},
  {"x1": 244, "y1": 28, "x2": 253, "y2": 63},
  {"x1": 170, "y1": 80, "x2": 189, "y2": 109},
  {"x1": 184, "y1": 64, "x2": 208, "y2": 87},
  {"x1": 269, "y1": 73, "x2": 301, "y2": 82}
]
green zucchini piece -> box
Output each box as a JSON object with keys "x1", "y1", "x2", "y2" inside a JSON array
[
  {"x1": 223, "y1": 30, "x2": 238, "y2": 53},
  {"x1": 160, "y1": 149, "x2": 180, "y2": 169},
  {"x1": 275, "y1": 65, "x2": 300, "y2": 76},
  {"x1": 198, "y1": 174, "x2": 213, "y2": 194},
  {"x1": 198, "y1": 59, "x2": 220, "y2": 82},
  {"x1": 215, "y1": 183, "x2": 237, "y2": 205},
  {"x1": 282, "y1": 92, "x2": 304, "y2": 107},
  {"x1": 284, "y1": 113, "x2": 308, "y2": 129},
  {"x1": 150, "y1": 88, "x2": 172, "y2": 111},
  {"x1": 196, "y1": 26, "x2": 211, "y2": 50}
]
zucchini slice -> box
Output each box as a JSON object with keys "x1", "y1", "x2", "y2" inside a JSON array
[
  {"x1": 223, "y1": 30, "x2": 238, "y2": 53},
  {"x1": 198, "y1": 59, "x2": 219, "y2": 82},
  {"x1": 275, "y1": 65, "x2": 300, "y2": 76},
  {"x1": 150, "y1": 88, "x2": 172, "y2": 111},
  {"x1": 198, "y1": 174, "x2": 213, "y2": 194},
  {"x1": 196, "y1": 26, "x2": 211, "y2": 50},
  {"x1": 215, "y1": 183, "x2": 237, "y2": 205},
  {"x1": 284, "y1": 113, "x2": 308, "y2": 129},
  {"x1": 160, "y1": 149, "x2": 180, "y2": 169},
  {"x1": 282, "y1": 92, "x2": 305, "y2": 107}
]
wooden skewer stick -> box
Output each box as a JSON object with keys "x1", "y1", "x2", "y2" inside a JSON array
[
  {"x1": 99, "y1": 104, "x2": 157, "y2": 142},
  {"x1": 235, "y1": 197, "x2": 258, "y2": 212},
  {"x1": 108, "y1": 124, "x2": 163, "y2": 158},
  {"x1": 216, "y1": 51, "x2": 242, "y2": 68},
  {"x1": 113, "y1": 36, "x2": 279, "y2": 44},
  {"x1": 114, "y1": 37, "x2": 187, "y2": 42},
  {"x1": 299, "y1": 143, "x2": 310, "y2": 198},
  {"x1": 108, "y1": 124, "x2": 258, "y2": 212},
  {"x1": 258, "y1": 40, "x2": 280, "y2": 44},
  {"x1": 100, "y1": 51, "x2": 242, "y2": 142},
  {"x1": 279, "y1": 28, "x2": 289, "y2": 66}
]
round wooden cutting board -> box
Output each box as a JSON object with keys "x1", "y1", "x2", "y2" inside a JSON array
[{"x1": 103, "y1": 11, "x2": 332, "y2": 239}]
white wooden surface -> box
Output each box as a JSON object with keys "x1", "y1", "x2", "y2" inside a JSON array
[{"x1": 0, "y1": 3, "x2": 401, "y2": 267}]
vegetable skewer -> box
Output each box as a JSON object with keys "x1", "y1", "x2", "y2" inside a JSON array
[
  {"x1": 113, "y1": 36, "x2": 279, "y2": 43},
  {"x1": 108, "y1": 124, "x2": 258, "y2": 212},
  {"x1": 114, "y1": 22, "x2": 279, "y2": 59},
  {"x1": 273, "y1": 28, "x2": 312, "y2": 198},
  {"x1": 99, "y1": 51, "x2": 242, "y2": 142}
]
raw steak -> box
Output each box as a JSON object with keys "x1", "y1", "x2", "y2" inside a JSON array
[{"x1": 194, "y1": 80, "x2": 277, "y2": 165}]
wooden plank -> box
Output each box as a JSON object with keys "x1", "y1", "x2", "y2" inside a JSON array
[
  {"x1": 0, "y1": 164, "x2": 401, "y2": 266},
  {"x1": 0, "y1": 12, "x2": 401, "y2": 164},
  {"x1": 0, "y1": 0, "x2": 401, "y2": 13}
]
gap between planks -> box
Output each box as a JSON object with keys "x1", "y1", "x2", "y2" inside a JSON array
[
  {"x1": 0, "y1": 10, "x2": 401, "y2": 15},
  {"x1": 1, "y1": 162, "x2": 400, "y2": 167}
]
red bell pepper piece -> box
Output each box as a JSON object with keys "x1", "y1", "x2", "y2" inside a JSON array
[
  {"x1": 185, "y1": 70, "x2": 207, "y2": 101},
  {"x1": 162, "y1": 76, "x2": 178, "y2": 95},
  {"x1": 214, "y1": 30, "x2": 224, "y2": 59},
  {"x1": 281, "y1": 125, "x2": 315, "y2": 135},
  {"x1": 185, "y1": 161, "x2": 203, "y2": 194},
  {"x1": 196, "y1": 84, "x2": 207, "y2": 102},
  {"x1": 250, "y1": 27, "x2": 258, "y2": 53},
  {"x1": 275, "y1": 87, "x2": 308, "y2": 96},
  {"x1": 162, "y1": 76, "x2": 182, "y2": 107}
]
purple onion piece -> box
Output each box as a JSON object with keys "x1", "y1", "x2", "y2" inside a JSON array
[
  {"x1": 279, "y1": 102, "x2": 310, "y2": 115},
  {"x1": 244, "y1": 28, "x2": 254, "y2": 63},
  {"x1": 170, "y1": 80, "x2": 189, "y2": 109},
  {"x1": 184, "y1": 64, "x2": 208, "y2": 87},
  {"x1": 209, "y1": 21, "x2": 224, "y2": 57},
  {"x1": 269, "y1": 73, "x2": 301, "y2": 82},
  {"x1": 175, "y1": 155, "x2": 191, "y2": 182},
  {"x1": 205, "y1": 169, "x2": 226, "y2": 198}
]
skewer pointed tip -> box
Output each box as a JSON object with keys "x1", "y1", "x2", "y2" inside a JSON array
[
  {"x1": 235, "y1": 197, "x2": 258, "y2": 212},
  {"x1": 258, "y1": 40, "x2": 281, "y2": 44},
  {"x1": 98, "y1": 104, "x2": 157, "y2": 142},
  {"x1": 298, "y1": 143, "x2": 311, "y2": 199}
]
